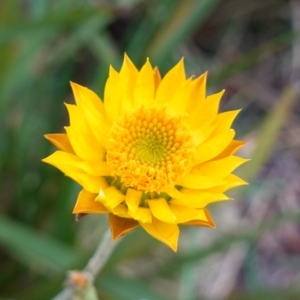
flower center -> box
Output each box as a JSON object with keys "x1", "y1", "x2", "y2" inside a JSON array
[{"x1": 106, "y1": 107, "x2": 195, "y2": 193}]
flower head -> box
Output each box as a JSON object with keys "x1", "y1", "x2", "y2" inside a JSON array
[{"x1": 43, "y1": 55, "x2": 248, "y2": 251}]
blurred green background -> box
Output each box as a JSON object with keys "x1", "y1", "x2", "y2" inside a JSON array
[{"x1": 1, "y1": 0, "x2": 300, "y2": 299}]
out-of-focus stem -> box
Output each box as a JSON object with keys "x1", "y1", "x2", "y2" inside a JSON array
[
  {"x1": 291, "y1": 0, "x2": 300, "y2": 85},
  {"x1": 52, "y1": 230, "x2": 119, "y2": 300},
  {"x1": 84, "y1": 229, "x2": 117, "y2": 276}
]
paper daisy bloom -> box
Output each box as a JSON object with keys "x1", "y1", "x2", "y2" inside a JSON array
[{"x1": 43, "y1": 55, "x2": 248, "y2": 251}]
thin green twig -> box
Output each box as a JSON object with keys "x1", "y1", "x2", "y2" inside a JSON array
[{"x1": 52, "y1": 230, "x2": 120, "y2": 300}]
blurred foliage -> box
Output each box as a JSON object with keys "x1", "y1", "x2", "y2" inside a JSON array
[{"x1": 1, "y1": 0, "x2": 300, "y2": 299}]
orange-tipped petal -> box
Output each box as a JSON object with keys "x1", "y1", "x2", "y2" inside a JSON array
[
  {"x1": 192, "y1": 109, "x2": 241, "y2": 161},
  {"x1": 183, "y1": 208, "x2": 215, "y2": 228},
  {"x1": 193, "y1": 129, "x2": 235, "y2": 164},
  {"x1": 215, "y1": 140, "x2": 246, "y2": 160},
  {"x1": 109, "y1": 214, "x2": 139, "y2": 240},
  {"x1": 153, "y1": 66, "x2": 161, "y2": 93},
  {"x1": 73, "y1": 189, "x2": 108, "y2": 214},
  {"x1": 44, "y1": 133, "x2": 74, "y2": 153},
  {"x1": 169, "y1": 205, "x2": 209, "y2": 224}
]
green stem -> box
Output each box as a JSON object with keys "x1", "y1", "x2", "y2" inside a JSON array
[{"x1": 52, "y1": 229, "x2": 120, "y2": 300}]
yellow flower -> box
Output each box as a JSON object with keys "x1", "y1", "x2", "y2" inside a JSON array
[{"x1": 43, "y1": 54, "x2": 248, "y2": 251}]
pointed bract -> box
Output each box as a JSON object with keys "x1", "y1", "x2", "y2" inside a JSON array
[{"x1": 109, "y1": 214, "x2": 139, "y2": 240}]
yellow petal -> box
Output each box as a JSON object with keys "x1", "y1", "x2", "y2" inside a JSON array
[
  {"x1": 194, "y1": 129, "x2": 235, "y2": 165},
  {"x1": 191, "y1": 120, "x2": 218, "y2": 146},
  {"x1": 133, "y1": 58, "x2": 155, "y2": 108},
  {"x1": 109, "y1": 214, "x2": 139, "y2": 240},
  {"x1": 179, "y1": 156, "x2": 248, "y2": 190},
  {"x1": 42, "y1": 151, "x2": 111, "y2": 176},
  {"x1": 73, "y1": 189, "x2": 108, "y2": 214},
  {"x1": 187, "y1": 90, "x2": 224, "y2": 131},
  {"x1": 125, "y1": 188, "x2": 142, "y2": 214},
  {"x1": 209, "y1": 109, "x2": 241, "y2": 138},
  {"x1": 140, "y1": 217, "x2": 179, "y2": 251},
  {"x1": 111, "y1": 204, "x2": 131, "y2": 218},
  {"x1": 128, "y1": 207, "x2": 152, "y2": 224},
  {"x1": 177, "y1": 174, "x2": 226, "y2": 190},
  {"x1": 42, "y1": 152, "x2": 108, "y2": 193},
  {"x1": 201, "y1": 90, "x2": 225, "y2": 123},
  {"x1": 44, "y1": 133, "x2": 74, "y2": 153},
  {"x1": 164, "y1": 186, "x2": 185, "y2": 199},
  {"x1": 65, "y1": 104, "x2": 105, "y2": 162},
  {"x1": 96, "y1": 186, "x2": 125, "y2": 210},
  {"x1": 147, "y1": 198, "x2": 177, "y2": 224},
  {"x1": 183, "y1": 208, "x2": 215, "y2": 228},
  {"x1": 122, "y1": 53, "x2": 139, "y2": 76},
  {"x1": 119, "y1": 53, "x2": 139, "y2": 111},
  {"x1": 167, "y1": 77, "x2": 192, "y2": 113},
  {"x1": 70, "y1": 173, "x2": 107, "y2": 194},
  {"x1": 153, "y1": 66, "x2": 161, "y2": 93},
  {"x1": 75, "y1": 161, "x2": 111, "y2": 177},
  {"x1": 214, "y1": 140, "x2": 246, "y2": 160},
  {"x1": 169, "y1": 204, "x2": 210, "y2": 224},
  {"x1": 104, "y1": 65, "x2": 123, "y2": 123},
  {"x1": 193, "y1": 156, "x2": 249, "y2": 180},
  {"x1": 155, "y1": 58, "x2": 185, "y2": 107},
  {"x1": 205, "y1": 174, "x2": 248, "y2": 193},
  {"x1": 42, "y1": 150, "x2": 81, "y2": 167},
  {"x1": 170, "y1": 189, "x2": 229, "y2": 208},
  {"x1": 186, "y1": 72, "x2": 207, "y2": 116},
  {"x1": 70, "y1": 82, "x2": 110, "y2": 148},
  {"x1": 193, "y1": 109, "x2": 240, "y2": 148}
]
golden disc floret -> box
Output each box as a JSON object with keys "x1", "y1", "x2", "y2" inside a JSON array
[{"x1": 106, "y1": 107, "x2": 195, "y2": 193}]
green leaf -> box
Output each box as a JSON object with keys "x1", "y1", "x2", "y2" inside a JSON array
[
  {"x1": 0, "y1": 215, "x2": 83, "y2": 271},
  {"x1": 146, "y1": 0, "x2": 222, "y2": 65}
]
